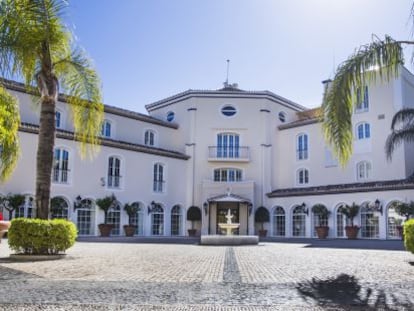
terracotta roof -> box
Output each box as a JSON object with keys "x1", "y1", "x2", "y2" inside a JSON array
[
  {"x1": 19, "y1": 123, "x2": 189, "y2": 160},
  {"x1": 1, "y1": 78, "x2": 177, "y2": 129},
  {"x1": 267, "y1": 175, "x2": 414, "y2": 198}
]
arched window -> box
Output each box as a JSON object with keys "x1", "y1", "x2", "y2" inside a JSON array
[
  {"x1": 171, "y1": 205, "x2": 182, "y2": 236},
  {"x1": 272, "y1": 206, "x2": 285, "y2": 237},
  {"x1": 297, "y1": 134, "x2": 308, "y2": 160},
  {"x1": 76, "y1": 198, "x2": 95, "y2": 236},
  {"x1": 51, "y1": 197, "x2": 69, "y2": 219},
  {"x1": 336, "y1": 204, "x2": 350, "y2": 238},
  {"x1": 106, "y1": 202, "x2": 121, "y2": 236},
  {"x1": 312, "y1": 204, "x2": 329, "y2": 237},
  {"x1": 53, "y1": 148, "x2": 70, "y2": 184},
  {"x1": 153, "y1": 163, "x2": 164, "y2": 192},
  {"x1": 387, "y1": 201, "x2": 405, "y2": 239},
  {"x1": 129, "y1": 202, "x2": 144, "y2": 235},
  {"x1": 144, "y1": 130, "x2": 156, "y2": 146},
  {"x1": 14, "y1": 195, "x2": 35, "y2": 218},
  {"x1": 55, "y1": 110, "x2": 62, "y2": 129},
  {"x1": 216, "y1": 133, "x2": 240, "y2": 158},
  {"x1": 213, "y1": 168, "x2": 242, "y2": 182},
  {"x1": 356, "y1": 122, "x2": 370, "y2": 140},
  {"x1": 355, "y1": 86, "x2": 369, "y2": 112},
  {"x1": 151, "y1": 204, "x2": 164, "y2": 235},
  {"x1": 297, "y1": 168, "x2": 309, "y2": 185},
  {"x1": 292, "y1": 205, "x2": 306, "y2": 237},
  {"x1": 108, "y1": 156, "x2": 121, "y2": 188},
  {"x1": 101, "y1": 119, "x2": 112, "y2": 138},
  {"x1": 360, "y1": 202, "x2": 379, "y2": 238},
  {"x1": 356, "y1": 161, "x2": 371, "y2": 181},
  {"x1": 166, "y1": 111, "x2": 175, "y2": 122}
]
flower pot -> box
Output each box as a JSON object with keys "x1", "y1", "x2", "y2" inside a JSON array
[
  {"x1": 123, "y1": 225, "x2": 136, "y2": 237},
  {"x1": 258, "y1": 229, "x2": 267, "y2": 237},
  {"x1": 98, "y1": 224, "x2": 114, "y2": 237},
  {"x1": 188, "y1": 229, "x2": 197, "y2": 237},
  {"x1": 345, "y1": 226, "x2": 359, "y2": 239},
  {"x1": 315, "y1": 226, "x2": 329, "y2": 239}
]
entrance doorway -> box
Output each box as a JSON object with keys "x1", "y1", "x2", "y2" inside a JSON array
[{"x1": 216, "y1": 202, "x2": 239, "y2": 235}]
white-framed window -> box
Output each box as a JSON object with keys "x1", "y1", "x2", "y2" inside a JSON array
[
  {"x1": 356, "y1": 161, "x2": 371, "y2": 181},
  {"x1": 336, "y1": 204, "x2": 350, "y2": 238},
  {"x1": 106, "y1": 202, "x2": 121, "y2": 236},
  {"x1": 278, "y1": 112, "x2": 286, "y2": 123},
  {"x1": 50, "y1": 196, "x2": 69, "y2": 219},
  {"x1": 129, "y1": 202, "x2": 144, "y2": 235},
  {"x1": 76, "y1": 198, "x2": 95, "y2": 236},
  {"x1": 108, "y1": 156, "x2": 121, "y2": 188},
  {"x1": 53, "y1": 148, "x2": 70, "y2": 184},
  {"x1": 324, "y1": 147, "x2": 338, "y2": 167},
  {"x1": 297, "y1": 133, "x2": 308, "y2": 160},
  {"x1": 101, "y1": 119, "x2": 112, "y2": 138},
  {"x1": 296, "y1": 168, "x2": 309, "y2": 185},
  {"x1": 213, "y1": 168, "x2": 242, "y2": 182},
  {"x1": 272, "y1": 206, "x2": 285, "y2": 237},
  {"x1": 292, "y1": 205, "x2": 306, "y2": 237},
  {"x1": 216, "y1": 133, "x2": 240, "y2": 158},
  {"x1": 144, "y1": 130, "x2": 156, "y2": 146},
  {"x1": 221, "y1": 105, "x2": 237, "y2": 117},
  {"x1": 355, "y1": 86, "x2": 369, "y2": 112},
  {"x1": 55, "y1": 110, "x2": 62, "y2": 129},
  {"x1": 360, "y1": 202, "x2": 379, "y2": 239},
  {"x1": 387, "y1": 201, "x2": 405, "y2": 239},
  {"x1": 356, "y1": 122, "x2": 370, "y2": 140},
  {"x1": 166, "y1": 111, "x2": 175, "y2": 122},
  {"x1": 153, "y1": 163, "x2": 165, "y2": 192},
  {"x1": 151, "y1": 204, "x2": 164, "y2": 235},
  {"x1": 14, "y1": 195, "x2": 35, "y2": 219},
  {"x1": 171, "y1": 205, "x2": 182, "y2": 236}
]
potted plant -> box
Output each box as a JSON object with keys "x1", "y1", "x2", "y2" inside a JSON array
[
  {"x1": 393, "y1": 201, "x2": 414, "y2": 240},
  {"x1": 96, "y1": 195, "x2": 117, "y2": 237},
  {"x1": 338, "y1": 203, "x2": 360, "y2": 239},
  {"x1": 255, "y1": 206, "x2": 270, "y2": 237},
  {"x1": 312, "y1": 204, "x2": 331, "y2": 239},
  {"x1": 187, "y1": 206, "x2": 201, "y2": 236},
  {"x1": 123, "y1": 203, "x2": 139, "y2": 237}
]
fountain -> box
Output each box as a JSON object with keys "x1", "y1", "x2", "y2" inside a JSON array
[
  {"x1": 218, "y1": 209, "x2": 240, "y2": 235},
  {"x1": 200, "y1": 208, "x2": 259, "y2": 246}
]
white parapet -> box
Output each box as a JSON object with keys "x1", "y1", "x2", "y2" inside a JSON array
[{"x1": 200, "y1": 235, "x2": 259, "y2": 246}]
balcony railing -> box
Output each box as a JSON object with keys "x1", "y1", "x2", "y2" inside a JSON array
[
  {"x1": 108, "y1": 175, "x2": 121, "y2": 188},
  {"x1": 208, "y1": 146, "x2": 250, "y2": 162}
]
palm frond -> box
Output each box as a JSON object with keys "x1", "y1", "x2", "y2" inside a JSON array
[
  {"x1": 390, "y1": 108, "x2": 414, "y2": 130},
  {"x1": 322, "y1": 35, "x2": 404, "y2": 165},
  {"x1": 385, "y1": 125, "x2": 414, "y2": 160},
  {"x1": 54, "y1": 47, "x2": 103, "y2": 158},
  {"x1": 0, "y1": 85, "x2": 20, "y2": 182}
]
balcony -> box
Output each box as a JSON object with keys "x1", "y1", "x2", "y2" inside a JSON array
[{"x1": 208, "y1": 146, "x2": 250, "y2": 162}]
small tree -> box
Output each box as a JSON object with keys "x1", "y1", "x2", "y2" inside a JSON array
[
  {"x1": 255, "y1": 206, "x2": 270, "y2": 231},
  {"x1": 124, "y1": 203, "x2": 139, "y2": 226},
  {"x1": 311, "y1": 204, "x2": 330, "y2": 227},
  {"x1": 96, "y1": 195, "x2": 117, "y2": 224},
  {"x1": 392, "y1": 201, "x2": 414, "y2": 221},
  {"x1": 338, "y1": 203, "x2": 360, "y2": 227},
  {"x1": 0, "y1": 193, "x2": 25, "y2": 220},
  {"x1": 187, "y1": 206, "x2": 201, "y2": 230}
]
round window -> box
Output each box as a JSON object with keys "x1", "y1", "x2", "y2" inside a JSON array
[
  {"x1": 221, "y1": 105, "x2": 237, "y2": 117},
  {"x1": 278, "y1": 112, "x2": 286, "y2": 123},
  {"x1": 166, "y1": 111, "x2": 175, "y2": 122}
]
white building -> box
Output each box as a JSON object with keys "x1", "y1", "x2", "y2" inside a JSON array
[{"x1": 1, "y1": 67, "x2": 414, "y2": 240}]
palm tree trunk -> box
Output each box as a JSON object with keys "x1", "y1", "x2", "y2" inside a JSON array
[{"x1": 35, "y1": 96, "x2": 56, "y2": 219}]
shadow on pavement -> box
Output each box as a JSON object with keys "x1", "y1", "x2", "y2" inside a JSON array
[
  {"x1": 296, "y1": 273, "x2": 413, "y2": 310},
  {"x1": 0, "y1": 265, "x2": 42, "y2": 280}
]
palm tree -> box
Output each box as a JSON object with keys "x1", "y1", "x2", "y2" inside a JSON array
[
  {"x1": 385, "y1": 108, "x2": 414, "y2": 160},
  {"x1": 0, "y1": 0, "x2": 103, "y2": 219}
]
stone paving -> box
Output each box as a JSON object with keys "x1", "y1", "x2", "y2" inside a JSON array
[{"x1": 0, "y1": 239, "x2": 413, "y2": 310}]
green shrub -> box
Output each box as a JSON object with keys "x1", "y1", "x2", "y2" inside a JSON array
[
  {"x1": 404, "y1": 219, "x2": 414, "y2": 254},
  {"x1": 8, "y1": 218, "x2": 77, "y2": 255}
]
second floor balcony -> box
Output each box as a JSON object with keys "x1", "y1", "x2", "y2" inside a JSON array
[{"x1": 208, "y1": 146, "x2": 250, "y2": 162}]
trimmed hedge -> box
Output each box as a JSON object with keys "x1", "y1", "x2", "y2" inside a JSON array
[
  {"x1": 8, "y1": 218, "x2": 77, "y2": 255},
  {"x1": 404, "y1": 219, "x2": 414, "y2": 254}
]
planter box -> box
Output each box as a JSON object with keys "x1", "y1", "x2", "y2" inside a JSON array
[
  {"x1": 258, "y1": 229, "x2": 267, "y2": 237},
  {"x1": 98, "y1": 224, "x2": 114, "y2": 237},
  {"x1": 345, "y1": 226, "x2": 360, "y2": 239},
  {"x1": 188, "y1": 229, "x2": 197, "y2": 237},
  {"x1": 123, "y1": 225, "x2": 136, "y2": 237},
  {"x1": 315, "y1": 226, "x2": 329, "y2": 239}
]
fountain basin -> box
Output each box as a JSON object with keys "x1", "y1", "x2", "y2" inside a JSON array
[
  {"x1": 200, "y1": 235, "x2": 259, "y2": 246},
  {"x1": 218, "y1": 223, "x2": 240, "y2": 235}
]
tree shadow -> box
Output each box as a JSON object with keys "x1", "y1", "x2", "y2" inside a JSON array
[
  {"x1": 0, "y1": 265, "x2": 42, "y2": 280},
  {"x1": 296, "y1": 273, "x2": 413, "y2": 310}
]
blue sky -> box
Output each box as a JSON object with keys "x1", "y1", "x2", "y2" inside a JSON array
[{"x1": 68, "y1": 0, "x2": 413, "y2": 113}]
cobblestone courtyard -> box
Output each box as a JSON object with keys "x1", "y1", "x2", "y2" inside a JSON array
[{"x1": 0, "y1": 240, "x2": 413, "y2": 310}]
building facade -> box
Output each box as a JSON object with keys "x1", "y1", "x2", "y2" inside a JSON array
[{"x1": 1, "y1": 66, "x2": 414, "y2": 239}]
